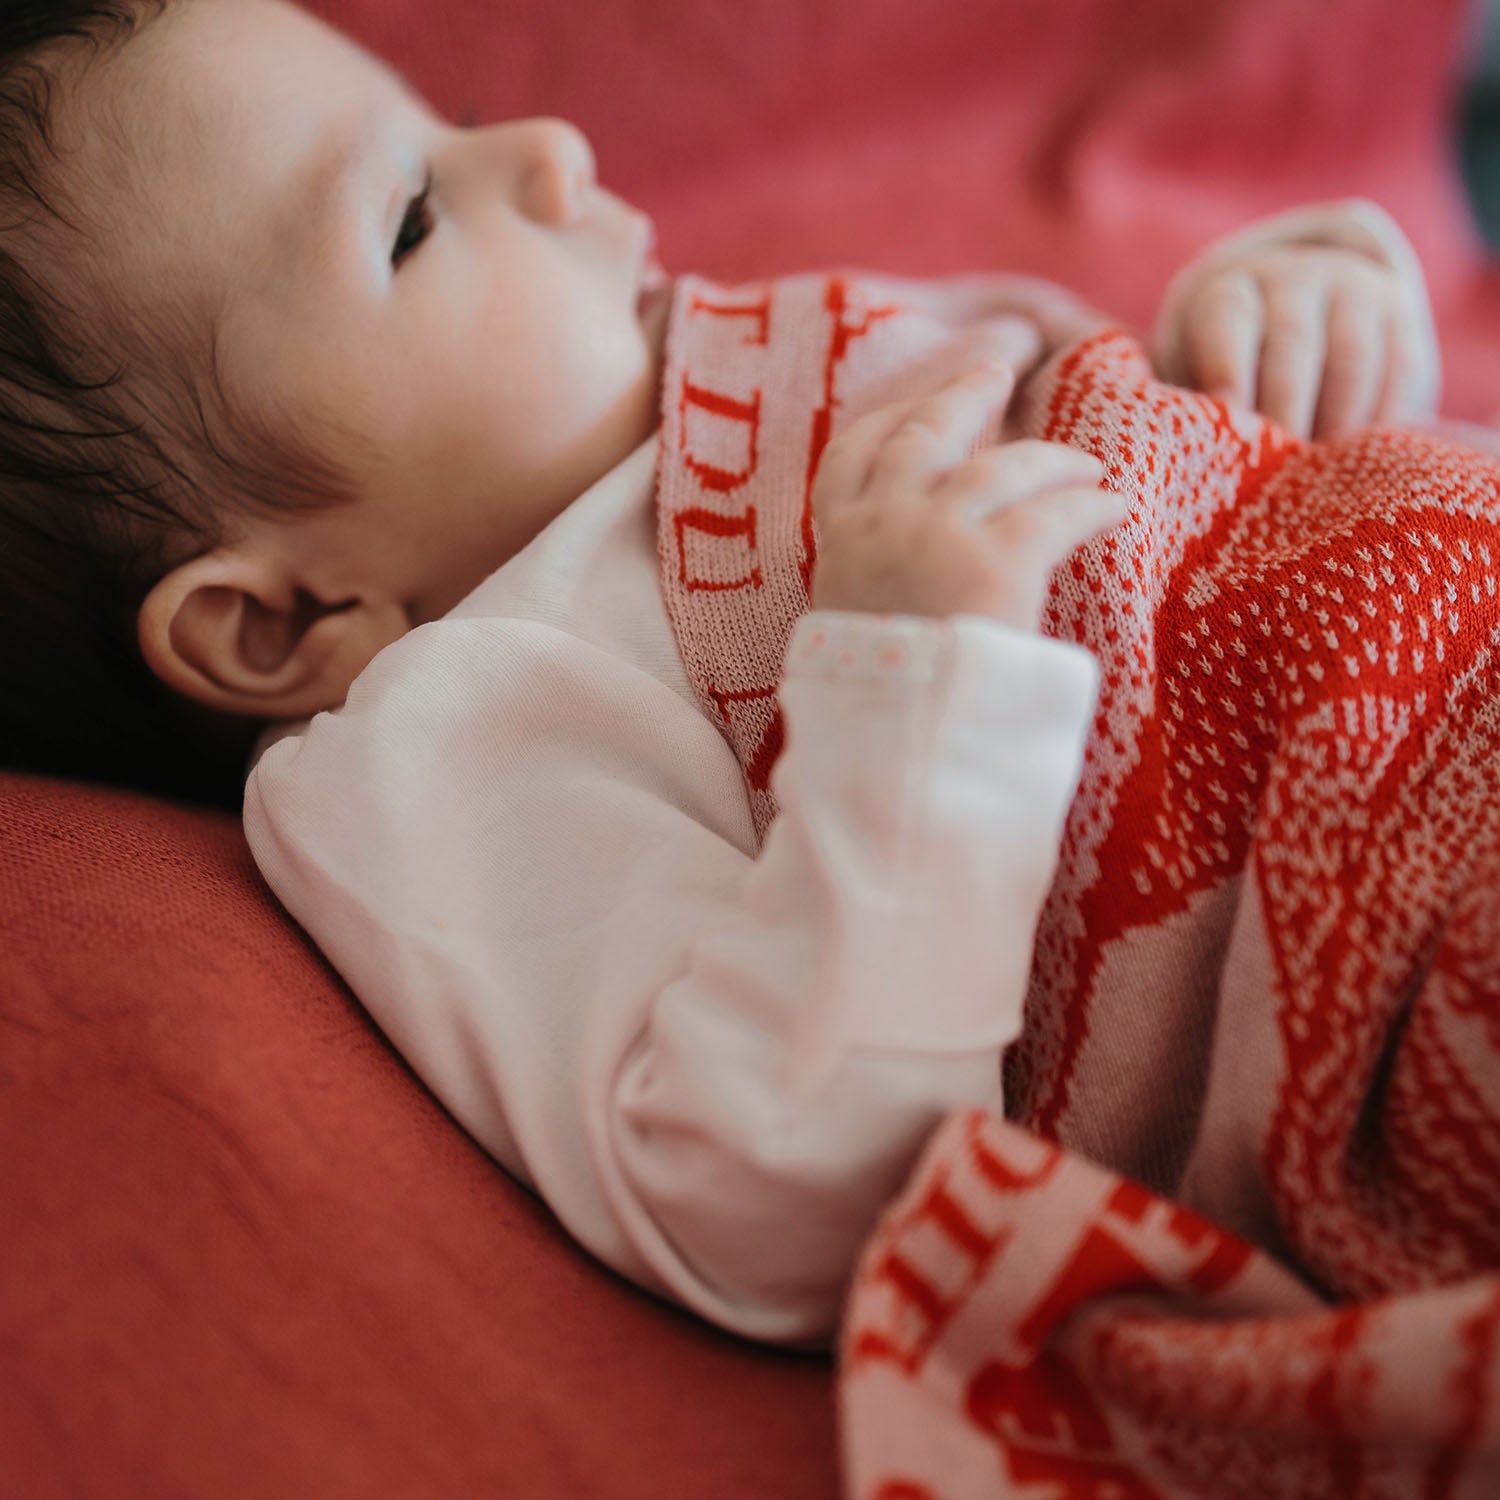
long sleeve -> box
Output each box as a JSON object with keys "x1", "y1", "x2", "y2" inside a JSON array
[
  {"x1": 244, "y1": 468, "x2": 1097, "y2": 1344},
  {"x1": 595, "y1": 612, "x2": 1097, "y2": 1341}
]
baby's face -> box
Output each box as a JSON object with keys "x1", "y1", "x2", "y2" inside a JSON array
[{"x1": 56, "y1": 0, "x2": 671, "y2": 623}]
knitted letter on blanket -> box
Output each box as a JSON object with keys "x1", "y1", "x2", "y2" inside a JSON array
[{"x1": 656, "y1": 272, "x2": 1500, "y2": 1498}]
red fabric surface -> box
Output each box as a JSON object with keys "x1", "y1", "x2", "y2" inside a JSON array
[
  {"x1": 0, "y1": 774, "x2": 835, "y2": 1499},
  {"x1": 4, "y1": 1, "x2": 1496, "y2": 1495}
]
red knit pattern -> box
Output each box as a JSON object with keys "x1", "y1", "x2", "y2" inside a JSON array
[
  {"x1": 657, "y1": 275, "x2": 1500, "y2": 1497},
  {"x1": 1017, "y1": 333, "x2": 1500, "y2": 1279}
]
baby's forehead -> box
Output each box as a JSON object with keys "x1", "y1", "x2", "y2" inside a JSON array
[
  {"x1": 47, "y1": 12, "x2": 239, "y2": 234},
  {"x1": 50, "y1": 1, "x2": 393, "y2": 298}
]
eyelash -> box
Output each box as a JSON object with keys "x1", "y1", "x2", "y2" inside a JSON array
[{"x1": 391, "y1": 170, "x2": 436, "y2": 268}]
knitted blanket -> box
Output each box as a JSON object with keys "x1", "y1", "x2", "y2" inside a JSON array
[{"x1": 656, "y1": 271, "x2": 1500, "y2": 1497}]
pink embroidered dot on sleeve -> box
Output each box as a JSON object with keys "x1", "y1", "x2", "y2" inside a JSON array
[{"x1": 784, "y1": 612, "x2": 952, "y2": 687}]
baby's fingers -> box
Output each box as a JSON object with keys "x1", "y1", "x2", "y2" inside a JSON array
[
  {"x1": 936, "y1": 438, "x2": 1105, "y2": 516},
  {"x1": 1373, "y1": 306, "x2": 1424, "y2": 424},
  {"x1": 813, "y1": 363, "x2": 1016, "y2": 518},
  {"x1": 978, "y1": 481, "x2": 1128, "y2": 562},
  {"x1": 1257, "y1": 275, "x2": 1327, "y2": 438},
  {"x1": 1185, "y1": 269, "x2": 1262, "y2": 408},
  {"x1": 1312, "y1": 281, "x2": 1385, "y2": 438},
  {"x1": 867, "y1": 363, "x2": 1019, "y2": 487},
  {"x1": 966, "y1": 480, "x2": 1127, "y2": 631}
]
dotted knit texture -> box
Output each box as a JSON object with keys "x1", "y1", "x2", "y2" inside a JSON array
[
  {"x1": 1025, "y1": 330, "x2": 1500, "y2": 1296},
  {"x1": 658, "y1": 274, "x2": 1500, "y2": 1496}
]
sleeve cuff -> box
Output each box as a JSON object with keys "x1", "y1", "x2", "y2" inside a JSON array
[
  {"x1": 785, "y1": 610, "x2": 956, "y2": 690},
  {"x1": 785, "y1": 608, "x2": 1100, "y2": 726}
]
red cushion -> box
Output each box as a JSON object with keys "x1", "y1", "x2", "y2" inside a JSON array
[{"x1": 1, "y1": 773, "x2": 835, "y2": 1498}]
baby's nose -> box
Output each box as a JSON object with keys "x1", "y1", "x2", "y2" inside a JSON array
[{"x1": 516, "y1": 118, "x2": 596, "y2": 227}]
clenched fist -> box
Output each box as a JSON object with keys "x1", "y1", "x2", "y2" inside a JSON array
[{"x1": 811, "y1": 362, "x2": 1127, "y2": 631}]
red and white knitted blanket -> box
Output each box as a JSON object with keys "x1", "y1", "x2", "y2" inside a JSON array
[{"x1": 657, "y1": 270, "x2": 1500, "y2": 1497}]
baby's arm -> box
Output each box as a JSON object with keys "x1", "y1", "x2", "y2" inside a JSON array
[
  {"x1": 243, "y1": 374, "x2": 1115, "y2": 1347},
  {"x1": 1152, "y1": 200, "x2": 1441, "y2": 438}
]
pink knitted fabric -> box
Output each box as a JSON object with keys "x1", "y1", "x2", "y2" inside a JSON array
[{"x1": 657, "y1": 272, "x2": 1500, "y2": 1497}]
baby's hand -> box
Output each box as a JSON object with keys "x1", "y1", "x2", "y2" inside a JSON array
[
  {"x1": 810, "y1": 364, "x2": 1126, "y2": 631},
  {"x1": 1177, "y1": 246, "x2": 1420, "y2": 439}
]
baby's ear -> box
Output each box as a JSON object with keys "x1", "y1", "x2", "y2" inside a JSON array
[{"x1": 137, "y1": 546, "x2": 410, "y2": 720}]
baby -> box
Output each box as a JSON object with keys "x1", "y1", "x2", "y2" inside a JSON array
[{"x1": 0, "y1": 0, "x2": 1456, "y2": 1343}]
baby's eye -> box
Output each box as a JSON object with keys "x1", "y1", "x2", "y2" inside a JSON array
[{"x1": 392, "y1": 172, "x2": 435, "y2": 268}]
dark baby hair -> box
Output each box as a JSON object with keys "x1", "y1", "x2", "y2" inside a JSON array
[{"x1": 0, "y1": 0, "x2": 340, "y2": 809}]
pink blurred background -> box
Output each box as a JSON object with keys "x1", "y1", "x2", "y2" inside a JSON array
[{"x1": 312, "y1": 0, "x2": 1500, "y2": 418}]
